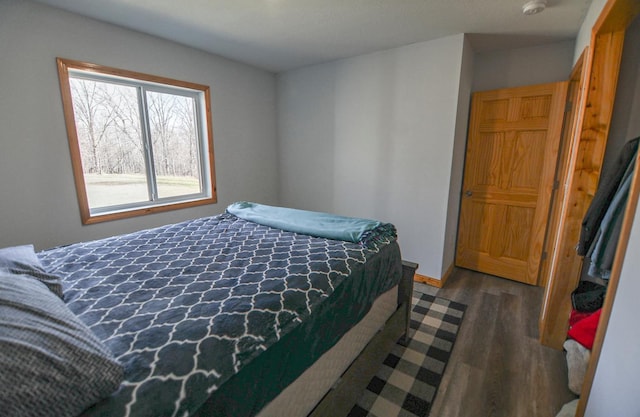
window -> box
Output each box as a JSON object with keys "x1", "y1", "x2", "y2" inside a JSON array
[{"x1": 57, "y1": 58, "x2": 216, "y2": 224}]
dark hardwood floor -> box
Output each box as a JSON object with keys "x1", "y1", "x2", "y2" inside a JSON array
[{"x1": 418, "y1": 268, "x2": 577, "y2": 417}]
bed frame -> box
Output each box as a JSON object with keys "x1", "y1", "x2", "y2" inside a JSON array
[
  {"x1": 191, "y1": 250, "x2": 417, "y2": 417},
  {"x1": 306, "y1": 260, "x2": 417, "y2": 417},
  {"x1": 192, "y1": 260, "x2": 417, "y2": 417}
]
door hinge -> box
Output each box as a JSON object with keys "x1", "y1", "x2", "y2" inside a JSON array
[
  {"x1": 541, "y1": 251, "x2": 548, "y2": 261},
  {"x1": 565, "y1": 101, "x2": 572, "y2": 113},
  {"x1": 553, "y1": 180, "x2": 560, "y2": 190}
]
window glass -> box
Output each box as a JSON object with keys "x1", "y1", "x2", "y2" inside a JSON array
[
  {"x1": 146, "y1": 90, "x2": 202, "y2": 199},
  {"x1": 69, "y1": 77, "x2": 149, "y2": 208},
  {"x1": 57, "y1": 58, "x2": 216, "y2": 224}
]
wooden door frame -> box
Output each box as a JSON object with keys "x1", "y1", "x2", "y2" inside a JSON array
[
  {"x1": 534, "y1": 0, "x2": 640, "y2": 414},
  {"x1": 537, "y1": 50, "x2": 587, "y2": 291},
  {"x1": 539, "y1": 0, "x2": 639, "y2": 349},
  {"x1": 577, "y1": 145, "x2": 640, "y2": 415},
  {"x1": 576, "y1": 2, "x2": 640, "y2": 416}
]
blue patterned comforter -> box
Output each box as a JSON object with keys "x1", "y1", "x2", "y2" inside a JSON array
[{"x1": 38, "y1": 213, "x2": 399, "y2": 417}]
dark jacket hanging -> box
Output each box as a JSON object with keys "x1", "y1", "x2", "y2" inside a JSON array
[
  {"x1": 586, "y1": 153, "x2": 636, "y2": 278},
  {"x1": 577, "y1": 137, "x2": 640, "y2": 257}
]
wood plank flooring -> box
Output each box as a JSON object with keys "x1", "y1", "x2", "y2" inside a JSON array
[{"x1": 419, "y1": 268, "x2": 577, "y2": 417}]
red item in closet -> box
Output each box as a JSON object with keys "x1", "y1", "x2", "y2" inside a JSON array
[
  {"x1": 568, "y1": 308, "x2": 602, "y2": 350},
  {"x1": 569, "y1": 309, "x2": 593, "y2": 327}
]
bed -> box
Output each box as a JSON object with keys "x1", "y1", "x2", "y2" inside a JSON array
[{"x1": 0, "y1": 202, "x2": 416, "y2": 417}]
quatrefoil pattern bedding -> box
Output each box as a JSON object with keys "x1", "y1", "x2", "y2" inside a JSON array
[{"x1": 38, "y1": 213, "x2": 398, "y2": 417}]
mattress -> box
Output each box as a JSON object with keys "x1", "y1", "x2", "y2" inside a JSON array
[
  {"x1": 38, "y1": 212, "x2": 402, "y2": 417},
  {"x1": 257, "y1": 285, "x2": 398, "y2": 417}
]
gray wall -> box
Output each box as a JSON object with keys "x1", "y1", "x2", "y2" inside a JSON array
[
  {"x1": 277, "y1": 35, "x2": 468, "y2": 279},
  {"x1": 574, "y1": 0, "x2": 608, "y2": 64},
  {"x1": 472, "y1": 40, "x2": 575, "y2": 92},
  {"x1": 0, "y1": 0, "x2": 589, "y2": 283},
  {"x1": 0, "y1": 0, "x2": 279, "y2": 250},
  {"x1": 584, "y1": 15, "x2": 640, "y2": 417},
  {"x1": 276, "y1": 33, "x2": 576, "y2": 279},
  {"x1": 442, "y1": 36, "x2": 474, "y2": 275}
]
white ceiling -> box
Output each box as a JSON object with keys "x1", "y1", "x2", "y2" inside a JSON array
[{"x1": 34, "y1": 0, "x2": 593, "y2": 72}]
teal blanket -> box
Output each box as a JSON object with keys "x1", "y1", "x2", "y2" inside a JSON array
[{"x1": 226, "y1": 202, "x2": 396, "y2": 248}]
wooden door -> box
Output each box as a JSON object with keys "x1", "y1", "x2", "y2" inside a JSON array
[
  {"x1": 538, "y1": 52, "x2": 586, "y2": 296},
  {"x1": 456, "y1": 82, "x2": 568, "y2": 285}
]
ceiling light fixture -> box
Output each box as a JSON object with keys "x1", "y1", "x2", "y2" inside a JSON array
[{"x1": 522, "y1": 0, "x2": 547, "y2": 15}]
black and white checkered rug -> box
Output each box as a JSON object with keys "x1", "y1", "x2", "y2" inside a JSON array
[{"x1": 348, "y1": 291, "x2": 466, "y2": 417}]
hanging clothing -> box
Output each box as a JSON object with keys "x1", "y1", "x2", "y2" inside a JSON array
[
  {"x1": 577, "y1": 137, "x2": 640, "y2": 256},
  {"x1": 586, "y1": 152, "x2": 637, "y2": 278}
]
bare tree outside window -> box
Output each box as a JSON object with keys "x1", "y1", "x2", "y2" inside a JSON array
[
  {"x1": 57, "y1": 58, "x2": 216, "y2": 224},
  {"x1": 70, "y1": 78, "x2": 148, "y2": 207},
  {"x1": 147, "y1": 91, "x2": 201, "y2": 199}
]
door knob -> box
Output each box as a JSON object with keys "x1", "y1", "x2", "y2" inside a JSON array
[{"x1": 465, "y1": 190, "x2": 473, "y2": 197}]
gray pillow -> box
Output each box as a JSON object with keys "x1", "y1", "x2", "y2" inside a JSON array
[
  {"x1": 0, "y1": 245, "x2": 63, "y2": 298},
  {"x1": 0, "y1": 271, "x2": 124, "y2": 417}
]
